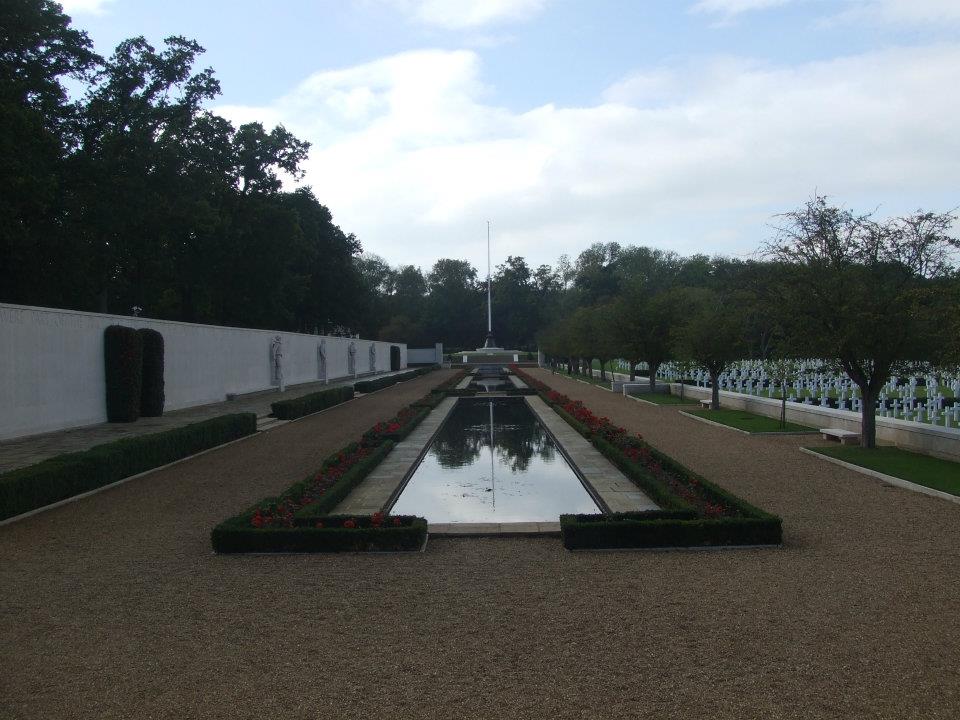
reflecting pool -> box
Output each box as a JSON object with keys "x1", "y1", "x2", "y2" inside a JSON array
[{"x1": 390, "y1": 398, "x2": 600, "y2": 523}]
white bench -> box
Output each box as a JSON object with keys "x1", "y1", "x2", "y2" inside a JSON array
[
  {"x1": 820, "y1": 428, "x2": 860, "y2": 445},
  {"x1": 699, "y1": 399, "x2": 712, "y2": 409}
]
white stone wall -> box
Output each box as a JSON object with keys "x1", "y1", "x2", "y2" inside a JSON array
[
  {"x1": 407, "y1": 343, "x2": 443, "y2": 365},
  {"x1": 0, "y1": 303, "x2": 407, "y2": 440}
]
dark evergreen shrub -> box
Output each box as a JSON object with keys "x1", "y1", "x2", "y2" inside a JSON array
[
  {"x1": 138, "y1": 328, "x2": 165, "y2": 417},
  {"x1": 271, "y1": 385, "x2": 354, "y2": 420},
  {"x1": 104, "y1": 325, "x2": 143, "y2": 422}
]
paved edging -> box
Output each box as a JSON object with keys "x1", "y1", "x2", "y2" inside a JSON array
[
  {"x1": 798, "y1": 447, "x2": 960, "y2": 506},
  {"x1": 525, "y1": 396, "x2": 658, "y2": 513},
  {"x1": 334, "y1": 397, "x2": 459, "y2": 515},
  {"x1": 429, "y1": 522, "x2": 561, "y2": 536}
]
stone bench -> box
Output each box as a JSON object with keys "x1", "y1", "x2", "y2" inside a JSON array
[
  {"x1": 820, "y1": 428, "x2": 860, "y2": 445},
  {"x1": 699, "y1": 399, "x2": 712, "y2": 409}
]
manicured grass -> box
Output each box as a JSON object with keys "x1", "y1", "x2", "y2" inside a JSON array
[
  {"x1": 810, "y1": 446, "x2": 960, "y2": 497},
  {"x1": 687, "y1": 408, "x2": 815, "y2": 433},
  {"x1": 634, "y1": 393, "x2": 698, "y2": 406}
]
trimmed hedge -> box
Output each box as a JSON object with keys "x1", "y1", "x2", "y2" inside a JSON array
[
  {"x1": 138, "y1": 328, "x2": 165, "y2": 417},
  {"x1": 353, "y1": 366, "x2": 435, "y2": 394},
  {"x1": 271, "y1": 385, "x2": 354, "y2": 420},
  {"x1": 104, "y1": 325, "x2": 143, "y2": 422},
  {"x1": 560, "y1": 512, "x2": 782, "y2": 550},
  {"x1": 0, "y1": 413, "x2": 257, "y2": 521},
  {"x1": 211, "y1": 515, "x2": 427, "y2": 553}
]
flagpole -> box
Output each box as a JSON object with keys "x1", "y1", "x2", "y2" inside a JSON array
[{"x1": 487, "y1": 220, "x2": 492, "y2": 334}]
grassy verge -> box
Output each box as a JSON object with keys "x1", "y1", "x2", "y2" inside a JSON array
[
  {"x1": 809, "y1": 446, "x2": 960, "y2": 496},
  {"x1": 633, "y1": 393, "x2": 698, "y2": 406},
  {"x1": 687, "y1": 409, "x2": 814, "y2": 433}
]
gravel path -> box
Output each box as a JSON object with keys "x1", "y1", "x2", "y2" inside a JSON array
[{"x1": 3, "y1": 368, "x2": 959, "y2": 719}]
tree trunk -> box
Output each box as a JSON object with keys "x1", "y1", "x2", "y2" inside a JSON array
[
  {"x1": 648, "y1": 361, "x2": 661, "y2": 391},
  {"x1": 780, "y1": 392, "x2": 787, "y2": 430},
  {"x1": 629, "y1": 358, "x2": 638, "y2": 382},
  {"x1": 710, "y1": 370, "x2": 720, "y2": 410},
  {"x1": 567, "y1": 357, "x2": 574, "y2": 375},
  {"x1": 599, "y1": 359, "x2": 607, "y2": 381},
  {"x1": 860, "y1": 388, "x2": 878, "y2": 448}
]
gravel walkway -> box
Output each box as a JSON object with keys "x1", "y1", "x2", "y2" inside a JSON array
[{"x1": 2, "y1": 368, "x2": 959, "y2": 719}]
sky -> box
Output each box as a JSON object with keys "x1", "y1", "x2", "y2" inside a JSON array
[{"x1": 61, "y1": 0, "x2": 960, "y2": 273}]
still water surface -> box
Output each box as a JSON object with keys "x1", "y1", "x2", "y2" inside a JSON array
[{"x1": 390, "y1": 398, "x2": 600, "y2": 523}]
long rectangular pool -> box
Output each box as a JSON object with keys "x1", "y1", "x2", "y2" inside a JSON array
[{"x1": 390, "y1": 398, "x2": 600, "y2": 523}]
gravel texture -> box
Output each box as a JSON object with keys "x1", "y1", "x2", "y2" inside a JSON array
[{"x1": 2, "y1": 367, "x2": 959, "y2": 719}]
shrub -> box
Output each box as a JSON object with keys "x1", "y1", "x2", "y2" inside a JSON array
[
  {"x1": 211, "y1": 514, "x2": 427, "y2": 553},
  {"x1": 354, "y1": 367, "x2": 434, "y2": 394},
  {"x1": 271, "y1": 385, "x2": 354, "y2": 420},
  {"x1": 0, "y1": 413, "x2": 256, "y2": 521},
  {"x1": 104, "y1": 325, "x2": 143, "y2": 422},
  {"x1": 138, "y1": 328, "x2": 165, "y2": 417},
  {"x1": 560, "y1": 513, "x2": 782, "y2": 550}
]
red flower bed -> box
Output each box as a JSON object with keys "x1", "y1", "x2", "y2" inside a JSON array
[
  {"x1": 512, "y1": 365, "x2": 731, "y2": 519},
  {"x1": 249, "y1": 400, "x2": 429, "y2": 529}
]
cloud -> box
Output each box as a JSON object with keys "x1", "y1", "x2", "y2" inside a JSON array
[
  {"x1": 59, "y1": 0, "x2": 115, "y2": 14},
  {"x1": 690, "y1": 0, "x2": 794, "y2": 17},
  {"x1": 692, "y1": 0, "x2": 960, "y2": 24},
  {"x1": 840, "y1": 0, "x2": 960, "y2": 24},
  {"x1": 373, "y1": 0, "x2": 547, "y2": 29},
  {"x1": 214, "y1": 44, "x2": 960, "y2": 271}
]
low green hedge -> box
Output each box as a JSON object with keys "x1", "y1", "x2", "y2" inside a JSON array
[
  {"x1": 560, "y1": 512, "x2": 782, "y2": 550},
  {"x1": 354, "y1": 366, "x2": 434, "y2": 394},
  {"x1": 211, "y1": 514, "x2": 427, "y2": 553},
  {"x1": 271, "y1": 385, "x2": 354, "y2": 420},
  {"x1": 0, "y1": 413, "x2": 257, "y2": 521}
]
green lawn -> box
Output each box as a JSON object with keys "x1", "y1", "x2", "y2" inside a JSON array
[
  {"x1": 687, "y1": 408, "x2": 815, "y2": 433},
  {"x1": 634, "y1": 392, "x2": 698, "y2": 405},
  {"x1": 810, "y1": 446, "x2": 960, "y2": 497}
]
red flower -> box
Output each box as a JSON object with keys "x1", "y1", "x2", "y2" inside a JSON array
[
  {"x1": 392, "y1": 517, "x2": 402, "y2": 527},
  {"x1": 315, "y1": 520, "x2": 324, "y2": 528},
  {"x1": 343, "y1": 519, "x2": 357, "y2": 529},
  {"x1": 371, "y1": 511, "x2": 385, "y2": 528}
]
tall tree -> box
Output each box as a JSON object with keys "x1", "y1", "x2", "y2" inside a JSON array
[{"x1": 766, "y1": 196, "x2": 958, "y2": 447}]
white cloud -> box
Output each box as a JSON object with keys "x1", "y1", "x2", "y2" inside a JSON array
[
  {"x1": 841, "y1": 0, "x2": 960, "y2": 24},
  {"x1": 373, "y1": 0, "x2": 547, "y2": 29},
  {"x1": 690, "y1": 0, "x2": 793, "y2": 16},
  {"x1": 59, "y1": 0, "x2": 115, "y2": 14},
  {"x1": 214, "y1": 44, "x2": 960, "y2": 270},
  {"x1": 692, "y1": 0, "x2": 960, "y2": 24}
]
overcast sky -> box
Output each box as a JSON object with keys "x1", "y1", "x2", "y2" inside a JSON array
[{"x1": 63, "y1": 0, "x2": 960, "y2": 272}]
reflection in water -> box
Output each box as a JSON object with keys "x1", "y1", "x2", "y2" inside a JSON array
[{"x1": 391, "y1": 398, "x2": 600, "y2": 523}]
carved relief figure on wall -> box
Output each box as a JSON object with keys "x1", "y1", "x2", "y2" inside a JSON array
[
  {"x1": 318, "y1": 340, "x2": 327, "y2": 383},
  {"x1": 271, "y1": 335, "x2": 284, "y2": 392},
  {"x1": 369, "y1": 343, "x2": 376, "y2": 373},
  {"x1": 347, "y1": 341, "x2": 357, "y2": 377}
]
